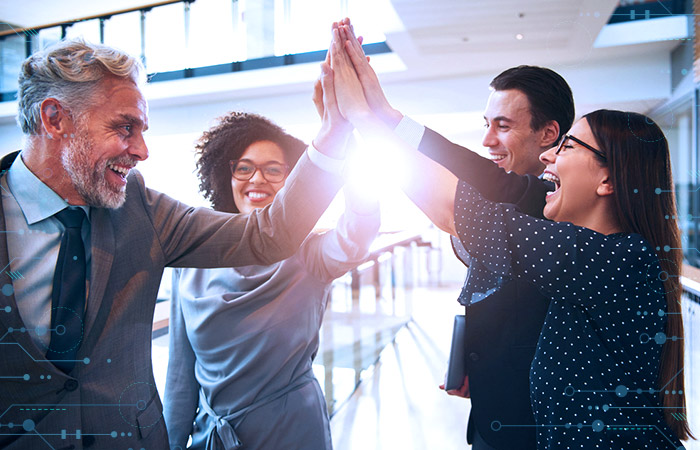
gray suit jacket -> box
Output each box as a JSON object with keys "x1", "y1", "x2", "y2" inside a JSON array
[{"x1": 0, "y1": 150, "x2": 341, "y2": 450}]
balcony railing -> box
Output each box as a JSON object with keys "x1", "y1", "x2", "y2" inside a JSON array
[{"x1": 0, "y1": 0, "x2": 390, "y2": 102}]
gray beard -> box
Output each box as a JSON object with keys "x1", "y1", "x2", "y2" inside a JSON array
[{"x1": 61, "y1": 131, "x2": 128, "y2": 209}]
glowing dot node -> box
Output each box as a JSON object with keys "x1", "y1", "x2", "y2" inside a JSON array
[
  {"x1": 592, "y1": 420, "x2": 605, "y2": 432},
  {"x1": 654, "y1": 332, "x2": 667, "y2": 345},
  {"x1": 22, "y1": 419, "x2": 34, "y2": 432},
  {"x1": 615, "y1": 385, "x2": 628, "y2": 397}
]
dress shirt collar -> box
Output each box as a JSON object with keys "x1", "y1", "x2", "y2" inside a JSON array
[{"x1": 7, "y1": 152, "x2": 90, "y2": 225}]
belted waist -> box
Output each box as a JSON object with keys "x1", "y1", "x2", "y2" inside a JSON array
[{"x1": 199, "y1": 371, "x2": 314, "y2": 450}]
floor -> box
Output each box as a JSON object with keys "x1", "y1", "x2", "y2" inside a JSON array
[{"x1": 151, "y1": 250, "x2": 700, "y2": 450}]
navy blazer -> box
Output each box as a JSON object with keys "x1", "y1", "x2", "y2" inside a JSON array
[{"x1": 419, "y1": 128, "x2": 551, "y2": 449}]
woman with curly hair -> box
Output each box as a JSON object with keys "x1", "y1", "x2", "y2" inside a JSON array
[{"x1": 163, "y1": 111, "x2": 379, "y2": 450}]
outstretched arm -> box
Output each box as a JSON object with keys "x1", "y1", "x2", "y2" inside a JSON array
[
  {"x1": 329, "y1": 25, "x2": 457, "y2": 236},
  {"x1": 338, "y1": 20, "x2": 551, "y2": 217}
]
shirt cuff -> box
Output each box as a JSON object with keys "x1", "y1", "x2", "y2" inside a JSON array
[
  {"x1": 394, "y1": 115, "x2": 426, "y2": 150},
  {"x1": 307, "y1": 143, "x2": 345, "y2": 176}
]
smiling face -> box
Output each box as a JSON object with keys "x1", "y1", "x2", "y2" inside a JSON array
[
  {"x1": 482, "y1": 89, "x2": 547, "y2": 176},
  {"x1": 61, "y1": 77, "x2": 149, "y2": 208},
  {"x1": 231, "y1": 140, "x2": 288, "y2": 214},
  {"x1": 540, "y1": 118, "x2": 611, "y2": 225}
]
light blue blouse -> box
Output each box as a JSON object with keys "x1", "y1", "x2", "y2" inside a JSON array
[{"x1": 164, "y1": 206, "x2": 379, "y2": 450}]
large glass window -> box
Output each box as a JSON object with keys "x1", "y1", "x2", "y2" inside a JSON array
[
  {"x1": 37, "y1": 27, "x2": 62, "y2": 51},
  {"x1": 273, "y1": 0, "x2": 345, "y2": 55},
  {"x1": 64, "y1": 20, "x2": 101, "y2": 44},
  {"x1": 0, "y1": 34, "x2": 24, "y2": 95},
  {"x1": 188, "y1": 0, "x2": 239, "y2": 67},
  {"x1": 144, "y1": 2, "x2": 186, "y2": 73},
  {"x1": 653, "y1": 96, "x2": 697, "y2": 266},
  {"x1": 103, "y1": 11, "x2": 143, "y2": 61}
]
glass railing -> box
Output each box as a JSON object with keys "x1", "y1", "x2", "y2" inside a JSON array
[{"x1": 0, "y1": 0, "x2": 390, "y2": 101}]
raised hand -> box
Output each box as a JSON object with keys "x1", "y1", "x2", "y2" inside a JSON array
[
  {"x1": 313, "y1": 21, "x2": 366, "y2": 120},
  {"x1": 337, "y1": 20, "x2": 403, "y2": 128},
  {"x1": 329, "y1": 26, "x2": 373, "y2": 125},
  {"x1": 311, "y1": 57, "x2": 353, "y2": 158}
]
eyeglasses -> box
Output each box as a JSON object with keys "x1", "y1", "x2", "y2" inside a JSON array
[
  {"x1": 555, "y1": 134, "x2": 607, "y2": 161},
  {"x1": 230, "y1": 159, "x2": 289, "y2": 183}
]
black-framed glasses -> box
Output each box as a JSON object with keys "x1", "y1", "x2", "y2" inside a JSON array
[
  {"x1": 230, "y1": 159, "x2": 289, "y2": 183},
  {"x1": 555, "y1": 134, "x2": 607, "y2": 161}
]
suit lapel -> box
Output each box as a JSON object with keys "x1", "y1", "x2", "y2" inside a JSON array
[
  {"x1": 81, "y1": 206, "x2": 115, "y2": 344},
  {"x1": 0, "y1": 151, "x2": 53, "y2": 364}
]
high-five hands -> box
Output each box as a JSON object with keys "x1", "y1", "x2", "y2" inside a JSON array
[
  {"x1": 334, "y1": 19, "x2": 403, "y2": 128},
  {"x1": 311, "y1": 22, "x2": 353, "y2": 159}
]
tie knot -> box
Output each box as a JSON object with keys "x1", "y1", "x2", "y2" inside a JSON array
[{"x1": 55, "y1": 208, "x2": 85, "y2": 229}]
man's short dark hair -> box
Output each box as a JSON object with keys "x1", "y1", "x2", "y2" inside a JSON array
[{"x1": 490, "y1": 65, "x2": 574, "y2": 142}]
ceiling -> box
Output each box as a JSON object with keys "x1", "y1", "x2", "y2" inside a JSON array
[
  {"x1": 0, "y1": 0, "x2": 687, "y2": 122},
  {"x1": 0, "y1": 0, "x2": 676, "y2": 79}
]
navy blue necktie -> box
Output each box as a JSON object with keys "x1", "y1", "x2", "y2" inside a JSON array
[{"x1": 46, "y1": 208, "x2": 86, "y2": 373}]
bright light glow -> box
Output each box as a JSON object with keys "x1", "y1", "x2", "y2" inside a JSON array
[{"x1": 344, "y1": 132, "x2": 410, "y2": 204}]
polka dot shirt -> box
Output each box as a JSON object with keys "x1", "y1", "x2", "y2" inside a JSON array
[{"x1": 454, "y1": 181, "x2": 684, "y2": 450}]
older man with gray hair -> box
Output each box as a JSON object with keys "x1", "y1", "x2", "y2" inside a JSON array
[{"x1": 0, "y1": 38, "x2": 347, "y2": 450}]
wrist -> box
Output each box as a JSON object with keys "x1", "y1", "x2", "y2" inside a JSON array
[
  {"x1": 313, "y1": 127, "x2": 351, "y2": 159},
  {"x1": 377, "y1": 107, "x2": 403, "y2": 129}
]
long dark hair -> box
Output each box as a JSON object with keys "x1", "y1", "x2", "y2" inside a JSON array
[
  {"x1": 584, "y1": 109, "x2": 691, "y2": 440},
  {"x1": 195, "y1": 111, "x2": 306, "y2": 213}
]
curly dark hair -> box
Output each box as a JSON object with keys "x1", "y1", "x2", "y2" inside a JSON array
[{"x1": 195, "y1": 111, "x2": 307, "y2": 213}]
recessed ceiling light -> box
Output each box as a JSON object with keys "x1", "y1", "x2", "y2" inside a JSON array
[{"x1": 515, "y1": 33, "x2": 524, "y2": 40}]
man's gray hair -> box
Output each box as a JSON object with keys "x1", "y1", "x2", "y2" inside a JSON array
[{"x1": 17, "y1": 38, "x2": 145, "y2": 135}]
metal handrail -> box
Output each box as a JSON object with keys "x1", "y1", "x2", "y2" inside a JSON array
[{"x1": 0, "y1": 0, "x2": 186, "y2": 38}]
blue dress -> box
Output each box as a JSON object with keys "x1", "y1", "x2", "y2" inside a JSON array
[
  {"x1": 453, "y1": 180, "x2": 684, "y2": 450},
  {"x1": 163, "y1": 207, "x2": 379, "y2": 450}
]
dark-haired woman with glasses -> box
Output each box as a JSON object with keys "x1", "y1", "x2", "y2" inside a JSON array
[{"x1": 163, "y1": 111, "x2": 379, "y2": 450}]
